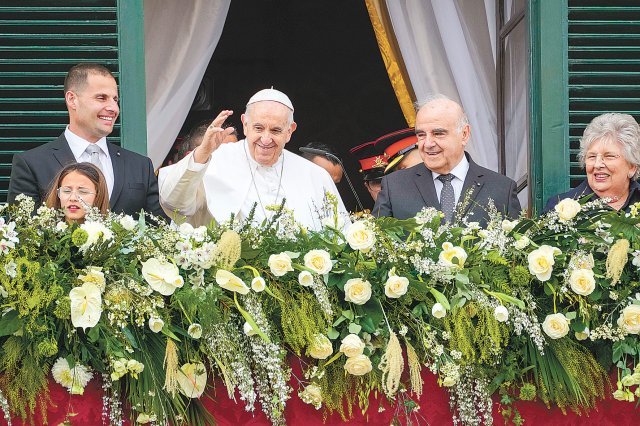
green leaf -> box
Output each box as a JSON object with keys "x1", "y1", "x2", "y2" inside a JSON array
[
  {"x1": 332, "y1": 316, "x2": 347, "y2": 327},
  {"x1": 327, "y1": 327, "x2": 340, "y2": 339},
  {"x1": 122, "y1": 327, "x2": 139, "y2": 350},
  {"x1": 348, "y1": 323, "x2": 362, "y2": 334},
  {"x1": 565, "y1": 311, "x2": 577, "y2": 321},
  {"x1": 342, "y1": 310, "x2": 355, "y2": 321},
  {"x1": 429, "y1": 287, "x2": 450, "y2": 310},
  {"x1": 360, "y1": 316, "x2": 376, "y2": 333},
  {"x1": 0, "y1": 310, "x2": 22, "y2": 337},
  {"x1": 87, "y1": 324, "x2": 100, "y2": 343},
  {"x1": 484, "y1": 290, "x2": 525, "y2": 309}
]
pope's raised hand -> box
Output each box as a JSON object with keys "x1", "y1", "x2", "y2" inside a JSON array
[{"x1": 193, "y1": 110, "x2": 236, "y2": 164}]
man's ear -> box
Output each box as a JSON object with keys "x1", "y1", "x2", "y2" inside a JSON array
[
  {"x1": 461, "y1": 124, "x2": 471, "y2": 146},
  {"x1": 65, "y1": 91, "x2": 77, "y2": 110}
]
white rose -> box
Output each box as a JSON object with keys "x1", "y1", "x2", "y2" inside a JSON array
[
  {"x1": 575, "y1": 327, "x2": 590, "y2": 341},
  {"x1": 268, "y1": 253, "x2": 294, "y2": 277},
  {"x1": 528, "y1": 245, "x2": 559, "y2": 282},
  {"x1": 442, "y1": 376, "x2": 457, "y2": 387},
  {"x1": 339, "y1": 334, "x2": 366, "y2": 358},
  {"x1": 438, "y1": 242, "x2": 467, "y2": 269},
  {"x1": 345, "y1": 221, "x2": 375, "y2": 252},
  {"x1": 298, "y1": 270, "x2": 314, "y2": 287},
  {"x1": 542, "y1": 313, "x2": 570, "y2": 339},
  {"x1": 618, "y1": 305, "x2": 640, "y2": 334},
  {"x1": 308, "y1": 334, "x2": 333, "y2": 360},
  {"x1": 251, "y1": 276, "x2": 266, "y2": 292},
  {"x1": 215, "y1": 269, "x2": 249, "y2": 295},
  {"x1": 494, "y1": 305, "x2": 509, "y2": 322},
  {"x1": 300, "y1": 383, "x2": 323, "y2": 409},
  {"x1": 384, "y1": 275, "x2": 409, "y2": 299},
  {"x1": 344, "y1": 278, "x2": 372, "y2": 305},
  {"x1": 514, "y1": 235, "x2": 530, "y2": 250},
  {"x1": 80, "y1": 221, "x2": 114, "y2": 250},
  {"x1": 501, "y1": 219, "x2": 518, "y2": 233},
  {"x1": 344, "y1": 354, "x2": 373, "y2": 376},
  {"x1": 432, "y1": 302, "x2": 447, "y2": 319},
  {"x1": 555, "y1": 198, "x2": 581, "y2": 221},
  {"x1": 304, "y1": 250, "x2": 332, "y2": 275},
  {"x1": 243, "y1": 321, "x2": 257, "y2": 336},
  {"x1": 192, "y1": 226, "x2": 207, "y2": 242},
  {"x1": 178, "y1": 222, "x2": 194, "y2": 237},
  {"x1": 136, "y1": 413, "x2": 151, "y2": 424},
  {"x1": 188, "y1": 323, "x2": 202, "y2": 339},
  {"x1": 119, "y1": 215, "x2": 136, "y2": 231},
  {"x1": 148, "y1": 316, "x2": 164, "y2": 333},
  {"x1": 141, "y1": 258, "x2": 184, "y2": 296},
  {"x1": 569, "y1": 268, "x2": 596, "y2": 296},
  {"x1": 69, "y1": 282, "x2": 102, "y2": 330}
]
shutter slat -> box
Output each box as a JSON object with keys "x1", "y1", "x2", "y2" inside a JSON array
[{"x1": 0, "y1": 0, "x2": 120, "y2": 203}]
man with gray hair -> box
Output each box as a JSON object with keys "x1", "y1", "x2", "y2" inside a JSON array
[
  {"x1": 373, "y1": 94, "x2": 520, "y2": 226},
  {"x1": 158, "y1": 89, "x2": 348, "y2": 229}
]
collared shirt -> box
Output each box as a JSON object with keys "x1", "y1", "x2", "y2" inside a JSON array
[
  {"x1": 432, "y1": 155, "x2": 470, "y2": 204},
  {"x1": 65, "y1": 126, "x2": 115, "y2": 196}
]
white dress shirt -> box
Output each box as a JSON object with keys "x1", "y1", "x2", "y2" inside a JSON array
[
  {"x1": 432, "y1": 155, "x2": 470, "y2": 205},
  {"x1": 65, "y1": 126, "x2": 115, "y2": 196}
]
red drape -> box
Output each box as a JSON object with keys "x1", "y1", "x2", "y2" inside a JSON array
[{"x1": 2, "y1": 369, "x2": 639, "y2": 425}]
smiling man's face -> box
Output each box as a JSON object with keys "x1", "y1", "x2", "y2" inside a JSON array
[
  {"x1": 66, "y1": 73, "x2": 119, "y2": 143},
  {"x1": 242, "y1": 101, "x2": 296, "y2": 166},
  {"x1": 415, "y1": 99, "x2": 469, "y2": 175}
]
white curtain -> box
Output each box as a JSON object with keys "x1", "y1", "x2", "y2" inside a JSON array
[
  {"x1": 385, "y1": 0, "x2": 498, "y2": 171},
  {"x1": 144, "y1": 0, "x2": 231, "y2": 168}
]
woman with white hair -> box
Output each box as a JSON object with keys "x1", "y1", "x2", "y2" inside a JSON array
[{"x1": 545, "y1": 112, "x2": 640, "y2": 212}]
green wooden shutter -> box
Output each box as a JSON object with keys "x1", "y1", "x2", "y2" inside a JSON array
[
  {"x1": 568, "y1": 0, "x2": 640, "y2": 187},
  {"x1": 0, "y1": 0, "x2": 120, "y2": 202}
]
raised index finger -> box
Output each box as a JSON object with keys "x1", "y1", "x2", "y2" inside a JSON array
[{"x1": 210, "y1": 110, "x2": 233, "y2": 128}]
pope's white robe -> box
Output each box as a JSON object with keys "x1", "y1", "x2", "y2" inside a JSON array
[{"x1": 158, "y1": 139, "x2": 349, "y2": 230}]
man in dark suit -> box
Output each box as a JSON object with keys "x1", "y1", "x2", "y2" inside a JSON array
[
  {"x1": 373, "y1": 95, "x2": 520, "y2": 226},
  {"x1": 8, "y1": 63, "x2": 166, "y2": 219}
]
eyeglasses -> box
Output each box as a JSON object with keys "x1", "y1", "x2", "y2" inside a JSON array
[
  {"x1": 584, "y1": 153, "x2": 621, "y2": 165},
  {"x1": 57, "y1": 187, "x2": 95, "y2": 200}
]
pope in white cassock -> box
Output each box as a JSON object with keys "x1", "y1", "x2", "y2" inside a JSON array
[{"x1": 158, "y1": 89, "x2": 349, "y2": 230}]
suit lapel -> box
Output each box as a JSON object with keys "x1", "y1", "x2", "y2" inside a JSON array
[
  {"x1": 413, "y1": 163, "x2": 439, "y2": 208},
  {"x1": 50, "y1": 134, "x2": 77, "y2": 167},
  {"x1": 459, "y1": 155, "x2": 485, "y2": 217},
  {"x1": 107, "y1": 142, "x2": 124, "y2": 205}
]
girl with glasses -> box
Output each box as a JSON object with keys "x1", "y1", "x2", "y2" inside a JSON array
[{"x1": 44, "y1": 162, "x2": 109, "y2": 223}]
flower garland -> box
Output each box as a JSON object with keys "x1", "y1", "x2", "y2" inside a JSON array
[{"x1": 0, "y1": 194, "x2": 639, "y2": 425}]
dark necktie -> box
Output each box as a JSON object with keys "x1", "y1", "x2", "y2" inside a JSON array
[{"x1": 438, "y1": 173, "x2": 455, "y2": 222}]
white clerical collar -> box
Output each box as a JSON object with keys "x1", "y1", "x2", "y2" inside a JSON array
[
  {"x1": 432, "y1": 154, "x2": 469, "y2": 182},
  {"x1": 243, "y1": 139, "x2": 284, "y2": 171},
  {"x1": 65, "y1": 126, "x2": 110, "y2": 160}
]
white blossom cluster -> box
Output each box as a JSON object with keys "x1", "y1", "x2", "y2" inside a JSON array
[
  {"x1": 509, "y1": 291, "x2": 546, "y2": 354},
  {"x1": 0, "y1": 388, "x2": 11, "y2": 426},
  {"x1": 205, "y1": 321, "x2": 257, "y2": 411},
  {"x1": 243, "y1": 294, "x2": 291, "y2": 425},
  {"x1": 310, "y1": 275, "x2": 334, "y2": 317},
  {"x1": 101, "y1": 374, "x2": 123, "y2": 426},
  {"x1": 450, "y1": 367, "x2": 492, "y2": 426},
  {"x1": 589, "y1": 322, "x2": 626, "y2": 342},
  {"x1": 0, "y1": 217, "x2": 18, "y2": 255}
]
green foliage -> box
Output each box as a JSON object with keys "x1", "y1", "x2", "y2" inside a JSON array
[
  {"x1": 445, "y1": 303, "x2": 509, "y2": 365},
  {"x1": 525, "y1": 338, "x2": 609, "y2": 412},
  {"x1": 278, "y1": 289, "x2": 328, "y2": 355}
]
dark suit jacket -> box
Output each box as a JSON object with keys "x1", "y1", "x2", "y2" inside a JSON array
[
  {"x1": 373, "y1": 154, "x2": 521, "y2": 226},
  {"x1": 7, "y1": 133, "x2": 168, "y2": 220},
  {"x1": 543, "y1": 179, "x2": 640, "y2": 213}
]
